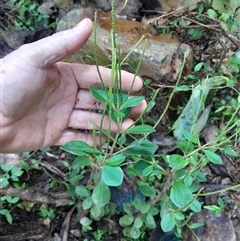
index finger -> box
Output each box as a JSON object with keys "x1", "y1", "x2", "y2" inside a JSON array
[{"x1": 66, "y1": 63, "x2": 143, "y2": 92}]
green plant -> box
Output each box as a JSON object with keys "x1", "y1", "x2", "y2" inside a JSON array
[
  {"x1": 58, "y1": 1, "x2": 240, "y2": 240},
  {"x1": 12, "y1": 0, "x2": 57, "y2": 30}
]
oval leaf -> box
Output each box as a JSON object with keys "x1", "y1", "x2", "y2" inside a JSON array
[
  {"x1": 203, "y1": 150, "x2": 222, "y2": 164},
  {"x1": 126, "y1": 125, "x2": 155, "y2": 134},
  {"x1": 92, "y1": 180, "x2": 110, "y2": 208},
  {"x1": 170, "y1": 181, "x2": 193, "y2": 208},
  {"x1": 121, "y1": 96, "x2": 145, "y2": 108},
  {"x1": 89, "y1": 87, "x2": 107, "y2": 103},
  {"x1": 102, "y1": 165, "x2": 123, "y2": 186},
  {"x1": 161, "y1": 214, "x2": 175, "y2": 232},
  {"x1": 106, "y1": 154, "x2": 126, "y2": 166},
  {"x1": 168, "y1": 154, "x2": 188, "y2": 169}
]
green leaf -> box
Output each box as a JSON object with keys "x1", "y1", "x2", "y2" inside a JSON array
[
  {"x1": 223, "y1": 145, "x2": 239, "y2": 157},
  {"x1": 175, "y1": 85, "x2": 190, "y2": 92},
  {"x1": 189, "y1": 222, "x2": 204, "y2": 229},
  {"x1": 190, "y1": 199, "x2": 202, "y2": 212},
  {"x1": 161, "y1": 214, "x2": 175, "y2": 232},
  {"x1": 138, "y1": 183, "x2": 155, "y2": 199},
  {"x1": 62, "y1": 140, "x2": 100, "y2": 156},
  {"x1": 126, "y1": 125, "x2": 155, "y2": 134},
  {"x1": 121, "y1": 139, "x2": 158, "y2": 156},
  {"x1": 89, "y1": 87, "x2": 108, "y2": 103},
  {"x1": 90, "y1": 204, "x2": 102, "y2": 219},
  {"x1": 75, "y1": 185, "x2": 90, "y2": 197},
  {"x1": 6, "y1": 213, "x2": 12, "y2": 224},
  {"x1": 140, "y1": 202, "x2": 150, "y2": 214},
  {"x1": 82, "y1": 197, "x2": 93, "y2": 210},
  {"x1": 119, "y1": 214, "x2": 134, "y2": 227},
  {"x1": 194, "y1": 62, "x2": 203, "y2": 72},
  {"x1": 142, "y1": 165, "x2": 153, "y2": 177},
  {"x1": 106, "y1": 154, "x2": 126, "y2": 166},
  {"x1": 0, "y1": 209, "x2": 8, "y2": 215},
  {"x1": 11, "y1": 197, "x2": 20, "y2": 204},
  {"x1": 207, "y1": 9, "x2": 217, "y2": 19},
  {"x1": 174, "y1": 212, "x2": 184, "y2": 220},
  {"x1": 0, "y1": 164, "x2": 11, "y2": 172},
  {"x1": 92, "y1": 180, "x2": 110, "y2": 208},
  {"x1": 121, "y1": 96, "x2": 145, "y2": 109},
  {"x1": 168, "y1": 154, "x2": 188, "y2": 169},
  {"x1": 80, "y1": 217, "x2": 92, "y2": 226},
  {"x1": 145, "y1": 213, "x2": 156, "y2": 228},
  {"x1": 203, "y1": 150, "x2": 222, "y2": 164},
  {"x1": 72, "y1": 156, "x2": 92, "y2": 169},
  {"x1": 102, "y1": 166, "x2": 123, "y2": 186},
  {"x1": 183, "y1": 132, "x2": 199, "y2": 144},
  {"x1": 170, "y1": 181, "x2": 193, "y2": 208},
  {"x1": 130, "y1": 225, "x2": 141, "y2": 239},
  {"x1": 134, "y1": 216, "x2": 143, "y2": 229}
]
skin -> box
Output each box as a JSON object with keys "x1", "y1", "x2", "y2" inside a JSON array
[{"x1": 0, "y1": 18, "x2": 146, "y2": 153}]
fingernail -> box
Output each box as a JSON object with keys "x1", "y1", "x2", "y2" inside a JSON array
[{"x1": 74, "y1": 18, "x2": 89, "y2": 31}]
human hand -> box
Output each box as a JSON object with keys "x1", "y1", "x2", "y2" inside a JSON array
[{"x1": 0, "y1": 18, "x2": 146, "y2": 153}]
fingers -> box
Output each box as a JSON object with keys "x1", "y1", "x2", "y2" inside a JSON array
[
  {"x1": 74, "y1": 89, "x2": 147, "y2": 117},
  {"x1": 68, "y1": 64, "x2": 143, "y2": 92},
  {"x1": 54, "y1": 130, "x2": 107, "y2": 146},
  {"x1": 67, "y1": 110, "x2": 134, "y2": 132},
  {"x1": 21, "y1": 18, "x2": 93, "y2": 67}
]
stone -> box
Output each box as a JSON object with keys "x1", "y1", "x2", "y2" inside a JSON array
[
  {"x1": 184, "y1": 209, "x2": 236, "y2": 241},
  {"x1": 57, "y1": 8, "x2": 193, "y2": 84},
  {"x1": 160, "y1": 0, "x2": 200, "y2": 12}
]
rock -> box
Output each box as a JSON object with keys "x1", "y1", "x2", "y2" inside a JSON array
[
  {"x1": 95, "y1": 0, "x2": 142, "y2": 14},
  {"x1": 184, "y1": 209, "x2": 236, "y2": 241},
  {"x1": 57, "y1": 8, "x2": 192, "y2": 84},
  {"x1": 160, "y1": 0, "x2": 200, "y2": 12}
]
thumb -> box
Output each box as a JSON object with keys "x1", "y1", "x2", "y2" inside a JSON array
[{"x1": 26, "y1": 18, "x2": 93, "y2": 66}]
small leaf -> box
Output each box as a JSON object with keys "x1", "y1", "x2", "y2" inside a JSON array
[
  {"x1": 190, "y1": 199, "x2": 201, "y2": 212},
  {"x1": 6, "y1": 213, "x2": 12, "y2": 224},
  {"x1": 174, "y1": 212, "x2": 184, "y2": 220},
  {"x1": 189, "y1": 222, "x2": 204, "y2": 229},
  {"x1": 138, "y1": 183, "x2": 155, "y2": 199},
  {"x1": 119, "y1": 214, "x2": 134, "y2": 227},
  {"x1": 90, "y1": 204, "x2": 102, "y2": 219},
  {"x1": 0, "y1": 209, "x2": 8, "y2": 215},
  {"x1": 121, "y1": 139, "x2": 158, "y2": 156},
  {"x1": 183, "y1": 132, "x2": 199, "y2": 144},
  {"x1": 126, "y1": 125, "x2": 155, "y2": 134},
  {"x1": 0, "y1": 164, "x2": 11, "y2": 172},
  {"x1": 72, "y1": 156, "x2": 92, "y2": 169},
  {"x1": 203, "y1": 150, "x2": 222, "y2": 164},
  {"x1": 106, "y1": 154, "x2": 126, "y2": 166},
  {"x1": 168, "y1": 154, "x2": 188, "y2": 169},
  {"x1": 170, "y1": 181, "x2": 193, "y2": 208},
  {"x1": 102, "y1": 165, "x2": 123, "y2": 186},
  {"x1": 89, "y1": 87, "x2": 108, "y2": 103},
  {"x1": 145, "y1": 213, "x2": 156, "y2": 228},
  {"x1": 130, "y1": 225, "x2": 141, "y2": 239},
  {"x1": 121, "y1": 96, "x2": 145, "y2": 109},
  {"x1": 134, "y1": 216, "x2": 143, "y2": 229},
  {"x1": 82, "y1": 197, "x2": 93, "y2": 210},
  {"x1": 75, "y1": 185, "x2": 90, "y2": 197},
  {"x1": 194, "y1": 62, "x2": 203, "y2": 72},
  {"x1": 80, "y1": 217, "x2": 92, "y2": 226},
  {"x1": 92, "y1": 180, "x2": 110, "y2": 208},
  {"x1": 142, "y1": 165, "x2": 153, "y2": 177},
  {"x1": 140, "y1": 202, "x2": 150, "y2": 214},
  {"x1": 207, "y1": 9, "x2": 217, "y2": 19},
  {"x1": 161, "y1": 214, "x2": 175, "y2": 232},
  {"x1": 175, "y1": 85, "x2": 190, "y2": 92},
  {"x1": 62, "y1": 140, "x2": 100, "y2": 156}
]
